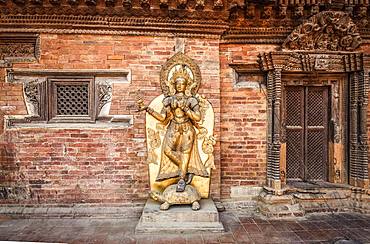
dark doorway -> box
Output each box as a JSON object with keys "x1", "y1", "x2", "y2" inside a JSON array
[{"x1": 285, "y1": 86, "x2": 329, "y2": 182}]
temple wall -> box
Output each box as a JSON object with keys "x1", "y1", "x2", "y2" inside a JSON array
[
  {"x1": 0, "y1": 33, "x2": 369, "y2": 207},
  {"x1": 218, "y1": 43, "x2": 278, "y2": 200},
  {"x1": 0, "y1": 34, "x2": 221, "y2": 205}
]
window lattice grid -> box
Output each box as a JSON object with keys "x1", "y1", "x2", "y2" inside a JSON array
[{"x1": 56, "y1": 84, "x2": 89, "y2": 116}]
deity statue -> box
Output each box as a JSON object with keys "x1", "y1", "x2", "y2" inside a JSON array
[{"x1": 136, "y1": 52, "x2": 215, "y2": 210}]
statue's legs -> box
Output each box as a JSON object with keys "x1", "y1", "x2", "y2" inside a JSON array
[
  {"x1": 163, "y1": 124, "x2": 195, "y2": 192},
  {"x1": 180, "y1": 152, "x2": 191, "y2": 179},
  {"x1": 176, "y1": 127, "x2": 194, "y2": 192},
  {"x1": 164, "y1": 130, "x2": 182, "y2": 166},
  {"x1": 164, "y1": 147, "x2": 182, "y2": 166}
]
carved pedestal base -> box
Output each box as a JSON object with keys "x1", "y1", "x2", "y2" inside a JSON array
[{"x1": 135, "y1": 198, "x2": 224, "y2": 234}]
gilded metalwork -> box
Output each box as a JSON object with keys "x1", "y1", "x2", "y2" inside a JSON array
[{"x1": 137, "y1": 52, "x2": 215, "y2": 209}]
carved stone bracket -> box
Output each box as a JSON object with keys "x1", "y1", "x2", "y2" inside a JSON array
[
  {"x1": 23, "y1": 79, "x2": 44, "y2": 117},
  {"x1": 97, "y1": 80, "x2": 113, "y2": 117}
]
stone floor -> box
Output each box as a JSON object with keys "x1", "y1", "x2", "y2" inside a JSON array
[{"x1": 0, "y1": 211, "x2": 369, "y2": 244}]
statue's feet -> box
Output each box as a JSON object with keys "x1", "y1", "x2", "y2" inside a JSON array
[
  {"x1": 176, "y1": 179, "x2": 186, "y2": 192},
  {"x1": 192, "y1": 201, "x2": 200, "y2": 211},
  {"x1": 160, "y1": 202, "x2": 170, "y2": 210}
]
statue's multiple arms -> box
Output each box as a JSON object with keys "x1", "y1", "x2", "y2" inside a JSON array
[
  {"x1": 146, "y1": 107, "x2": 169, "y2": 123},
  {"x1": 137, "y1": 96, "x2": 170, "y2": 123}
]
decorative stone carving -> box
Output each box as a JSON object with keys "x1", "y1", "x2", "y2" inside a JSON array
[
  {"x1": 0, "y1": 33, "x2": 40, "y2": 64},
  {"x1": 283, "y1": 11, "x2": 362, "y2": 51},
  {"x1": 357, "y1": 6, "x2": 368, "y2": 27},
  {"x1": 137, "y1": 52, "x2": 215, "y2": 210},
  {"x1": 23, "y1": 79, "x2": 42, "y2": 116},
  {"x1": 97, "y1": 80, "x2": 113, "y2": 114},
  {"x1": 259, "y1": 51, "x2": 363, "y2": 73},
  {"x1": 0, "y1": 44, "x2": 34, "y2": 58}
]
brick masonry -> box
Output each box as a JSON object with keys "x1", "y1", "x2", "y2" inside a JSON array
[
  {"x1": 219, "y1": 44, "x2": 278, "y2": 199},
  {"x1": 0, "y1": 34, "x2": 221, "y2": 205},
  {"x1": 0, "y1": 34, "x2": 369, "y2": 207}
]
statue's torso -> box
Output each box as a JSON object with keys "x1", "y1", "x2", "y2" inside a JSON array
[{"x1": 164, "y1": 95, "x2": 197, "y2": 124}]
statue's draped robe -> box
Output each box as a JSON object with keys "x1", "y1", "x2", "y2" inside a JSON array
[{"x1": 156, "y1": 96, "x2": 209, "y2": 181}]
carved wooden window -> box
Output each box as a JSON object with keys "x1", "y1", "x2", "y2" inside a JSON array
[{"x1": 48, "y1": 78, "x2": 95, "y2": 123}]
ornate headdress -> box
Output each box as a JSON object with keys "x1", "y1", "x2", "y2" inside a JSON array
[
  {"x1": 166, "y1": 65, "x2": 196, "y2": 96},
  {"x1": 171, "y1": 65, "x2": 192, "y2": 84},
  {"x1": 160, "y1": 52, "x2": 202, "y2": 97}
]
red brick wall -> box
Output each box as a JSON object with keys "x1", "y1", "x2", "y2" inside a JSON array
[
  {"x1": 219, "y1": 44, "x2": 278, "y2": 199},
  {"x1": 2, "y1": 34, "x2": 368, "y2": 205},
  {"x1": 0, "y1": 34, "x2": 221, "y2": 204}
]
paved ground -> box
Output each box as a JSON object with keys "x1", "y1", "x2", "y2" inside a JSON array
[{"x1": 0, "y1": 212, "x2": 369, "y2": 243}]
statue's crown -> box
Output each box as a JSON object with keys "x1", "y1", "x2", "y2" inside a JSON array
[{"x1": 171, "y1": 65, "x2": 192, "y2": 83}]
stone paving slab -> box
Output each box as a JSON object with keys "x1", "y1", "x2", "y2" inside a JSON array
[{"x1": 0, "y1": 212, "x2": 368, "y2": 243}]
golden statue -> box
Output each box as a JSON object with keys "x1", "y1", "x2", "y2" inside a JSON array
[{"x1": 137, "y1": 52, "x2": 215, "y2": 210}]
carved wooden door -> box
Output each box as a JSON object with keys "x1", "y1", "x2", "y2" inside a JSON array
[{"x1": 285, "y1": 86, "x2": 329, "y2": 182}]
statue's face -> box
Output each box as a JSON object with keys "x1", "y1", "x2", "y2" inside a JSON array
[{"x1": 175, "y1": 78, "x2": 187, "y2": 92}]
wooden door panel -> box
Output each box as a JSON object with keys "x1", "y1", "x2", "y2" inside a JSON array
[
  {"x1": 285, "y1": 87, "x2": 305, "y2": 180},
  {"x1": 305, "y1": 87, "x2": 328, "y2": 181},
  {"x1": 285, "y1": 86, "x2": 329, "y2": 182}
]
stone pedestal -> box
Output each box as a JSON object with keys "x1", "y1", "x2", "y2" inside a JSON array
[{"x1": 135, "y1": 198, "x2": 224, "y2": 234}]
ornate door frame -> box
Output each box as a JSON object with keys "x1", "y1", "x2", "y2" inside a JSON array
[
  {"x1": 258, "y1": 11, "x2": 370, "y2": 192},
  {"x1": 259, "y1": 51, "x2": 369, "y2": 191}
]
